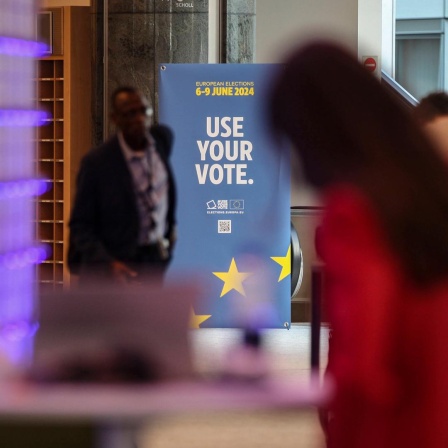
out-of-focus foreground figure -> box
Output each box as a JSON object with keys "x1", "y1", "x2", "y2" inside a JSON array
[{"x1": 268, "y1": 41, "x2": 448, "y2": 448}]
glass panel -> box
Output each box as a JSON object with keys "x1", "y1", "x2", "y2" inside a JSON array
[
  {"x1": 225, "y1": 0, "x2": 255, "y2": 63},
  {"x1": 395, "y1": 37, "x2": 441, "y2": 100}
]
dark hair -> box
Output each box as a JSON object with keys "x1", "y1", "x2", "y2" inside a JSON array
[
  {"x1": 414, "y1": 91, "x2": 448, "y2": 125},
  {"x1": 268, "y1": 41, "x2": 448, "y2": 286},
  {"x1": 111, "y1": 86, "x2": 140, "y2": 112}
]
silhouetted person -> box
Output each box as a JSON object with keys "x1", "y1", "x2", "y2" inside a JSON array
[
  {"x1": 414, "y1": 91, "x2": 448, "y2": 162},
  {"x1": 68, "y1": 86, "x2": 177, "y2": 284},
  {"x1": 268, "y1": 41, "x2": 448, "y2": 448},
  {"x1": 414, "y1": 91, "x2": 448, "y2": 124}
]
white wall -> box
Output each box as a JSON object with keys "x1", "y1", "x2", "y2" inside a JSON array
[
  {"x1": 359, "y1": 0, "x2": 382, "y2": 77},
  {"x1": 255, "y1": 0, "x2": 359, "y2": 206},
  {"x1": 255, "y1": 0, "x2": 358, "y2": 64}
]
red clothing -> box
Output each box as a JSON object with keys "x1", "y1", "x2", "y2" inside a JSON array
[{"x1": 320, "y1": 186, "x2": 448, "y2": 448}]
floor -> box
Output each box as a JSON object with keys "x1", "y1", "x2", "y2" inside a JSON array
[{"x1": 139, "y1": 324, "x2": 329, "y2": 448}]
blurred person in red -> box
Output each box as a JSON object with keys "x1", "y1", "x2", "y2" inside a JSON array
[{"x1": 268, "y1": 41, "x2": 448, "y2": 448}]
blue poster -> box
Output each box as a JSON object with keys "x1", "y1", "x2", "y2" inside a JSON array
[{"x1": 159, "y1": 64, "x2": 290, "y2": 328}]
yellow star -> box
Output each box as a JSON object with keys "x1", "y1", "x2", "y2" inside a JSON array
[
  {"x1": 190, "y1": 307, "x2": 212, "y2": 329},
  {"x1": 213, "y1": 258, "x2": 252, "y2": 297},
  {"x1": 271, "y1": 245, "x2": 291, "y2": 281}
]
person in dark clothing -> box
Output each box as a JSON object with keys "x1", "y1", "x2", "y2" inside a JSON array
[{"x1": 68, "y1": 86, "x2": 177, "y2": 284}]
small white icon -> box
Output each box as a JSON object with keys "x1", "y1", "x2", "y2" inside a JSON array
[
  {"x1": 207, "y1": 200, "x2": 217, "y2": 209},
  {"x1": 217, "y1": 200, "x2": 228, "y2": 209},
  {"x1": 230, "y1": 199, "x2": 244, "y2": 210}
]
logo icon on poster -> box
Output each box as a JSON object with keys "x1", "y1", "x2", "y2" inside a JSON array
[{"x1": 230, "y1": 199, "x2": 244, "y2": 210}]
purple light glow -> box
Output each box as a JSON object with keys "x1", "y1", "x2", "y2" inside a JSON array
[
  {"x1": 0, "y1": 109, "x2": 50, "y2": 127},
  {"x1": 1, "y1": 245, "x2": 49, "y2": 270},
  {"x1": 0, "y1": 178, "x2": 50, "y2": 199},
  {"x1": 0, "y1": 36, "x2": 48, "y2": 57},
  {"x1": 1, "y1": 321, "x2": 39, "y2": 343},
  {"x1": 0, "y1": 2, "x2": 42, "y2": 366}
]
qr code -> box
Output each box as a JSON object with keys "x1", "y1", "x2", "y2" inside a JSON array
[
  {"x1": 217, "y1": 200, "x2": 228, "y2": 209},
  {"x1": 218, "y1": 220, "x2": 231, "y2": 233}
]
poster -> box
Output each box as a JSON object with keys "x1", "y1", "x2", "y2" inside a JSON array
[{"x1": 159, "y1": 64, "x2": 290, "y2": 328}]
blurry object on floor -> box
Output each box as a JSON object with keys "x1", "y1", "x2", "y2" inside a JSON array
[{"x1": 29, "y1": 282, "x2": 198, "y2": 383}]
